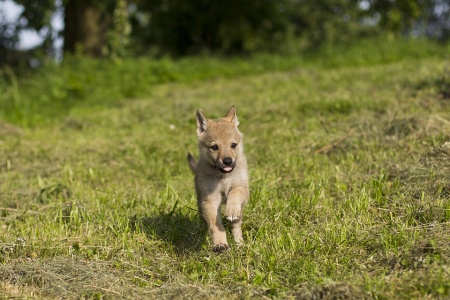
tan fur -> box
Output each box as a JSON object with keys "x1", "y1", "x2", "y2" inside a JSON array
[{"x1": 187, "y1": 106, "x2": 249, "y2": 252}]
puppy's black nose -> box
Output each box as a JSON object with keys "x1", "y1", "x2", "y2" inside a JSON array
[{"x1": 223, "y1": 157, "x2": 233, "y2": 166}]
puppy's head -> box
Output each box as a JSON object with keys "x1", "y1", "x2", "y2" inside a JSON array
[{"x1": 196, "y1": 106, "x2": 243, "y2": 173}]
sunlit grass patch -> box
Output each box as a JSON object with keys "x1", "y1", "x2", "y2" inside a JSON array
[{"x1": 1, "y1": 43, "x2": 450, "y2": 298}]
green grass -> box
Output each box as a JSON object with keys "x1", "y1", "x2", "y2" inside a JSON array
[
  {"x1": 1, "y1": 38, "x2": 450, "y2": 299},
  {"x1": 1, "y1": 36, "x2": 448, "y2": 127}
]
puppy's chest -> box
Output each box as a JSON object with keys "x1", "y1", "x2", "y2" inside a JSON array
[
  {"x1": 210, "y1": 175, "x2": 234, "y2": 195},
  {"x1": 199, "y1": 173, "x2": 237, "y2": 196}
]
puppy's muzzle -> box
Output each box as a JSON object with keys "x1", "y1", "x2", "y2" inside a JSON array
[{"x1": 217, "y1": 157, "x2": 235, "y2": 173}]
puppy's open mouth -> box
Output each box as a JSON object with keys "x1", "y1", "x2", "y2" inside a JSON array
[
  {"x1": 220, "y1": 166, "x2": 234, "y2": 173},
  {"x1": 215, "y1": 163, "x2": 235, "y2": 173}
]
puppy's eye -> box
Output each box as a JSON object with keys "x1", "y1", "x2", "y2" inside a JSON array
[
  {"x1": 210, "y1": 145, "x2": 219, "y2": 151},
  {"x1": 231, "y1": 143, "x2": 238, "y2": 149}
]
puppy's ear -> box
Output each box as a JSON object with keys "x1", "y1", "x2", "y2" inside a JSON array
[
  {"x1": 224, "y1": 105, "x2": 239, "y2": 126},
  {"x1": 196, "y1": 109, "x2": 209, "y2": 135}
]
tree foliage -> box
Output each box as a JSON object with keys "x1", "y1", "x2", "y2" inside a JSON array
[
  {"x1": 131, "y1": 0, "x2": 289, "y2": 55},
  {"x1": 0, "y1": 0, "x2": 448, "y2": 65},
  {"x1": 130, "y1": 0, "x2": 367, "y2": 55},
  {"x1": 365, "y1": 0, "x2": 426, "y2": 31}
]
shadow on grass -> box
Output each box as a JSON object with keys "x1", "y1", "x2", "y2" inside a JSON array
[{"x1": 129, "y1": 202, "x2": 206, "y2": 255}]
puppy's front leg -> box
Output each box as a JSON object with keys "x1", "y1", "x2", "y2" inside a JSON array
[
  {"x1": 230, "y1": 218, "x2": 244, "y2": 244},
  {"x1": 200, "y1": 196, "x2": 228, "y2": 252},
  {"x1": 225, "y1": 186, "x2": 248, "y2": 244}
]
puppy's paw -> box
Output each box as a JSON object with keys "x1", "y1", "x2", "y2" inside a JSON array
[
  {"x1": 212, "y1": 243, "x2": 229, "y2": 253},
  {"x1": 225, "y1": 204, "x2": 241, "y2": 222}
]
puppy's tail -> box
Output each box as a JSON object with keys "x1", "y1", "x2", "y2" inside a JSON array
[{"x1": 187, "y1": 152, "x2": 197, "y2": 173}]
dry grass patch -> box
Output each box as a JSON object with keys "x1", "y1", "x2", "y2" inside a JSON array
[{"x1": 0, "y1": 258, "x2": 140, "y2": 298}]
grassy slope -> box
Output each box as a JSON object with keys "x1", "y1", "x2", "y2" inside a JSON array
[{"x1": 1, "y1": 40, "x2": 450, "y2": 299}]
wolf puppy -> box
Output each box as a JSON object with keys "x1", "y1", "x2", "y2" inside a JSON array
[{"x1": 187, "y1": 106, "x2": 249, "y2": 252}]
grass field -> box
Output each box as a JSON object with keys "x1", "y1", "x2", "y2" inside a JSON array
[{"x1": 1, "y1": 38, "x2": 450, "y2": 299}]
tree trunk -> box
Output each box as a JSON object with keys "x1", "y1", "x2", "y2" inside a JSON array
[{"x1": 63, "y1": 1, "x2": 111, "y2": 57}]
